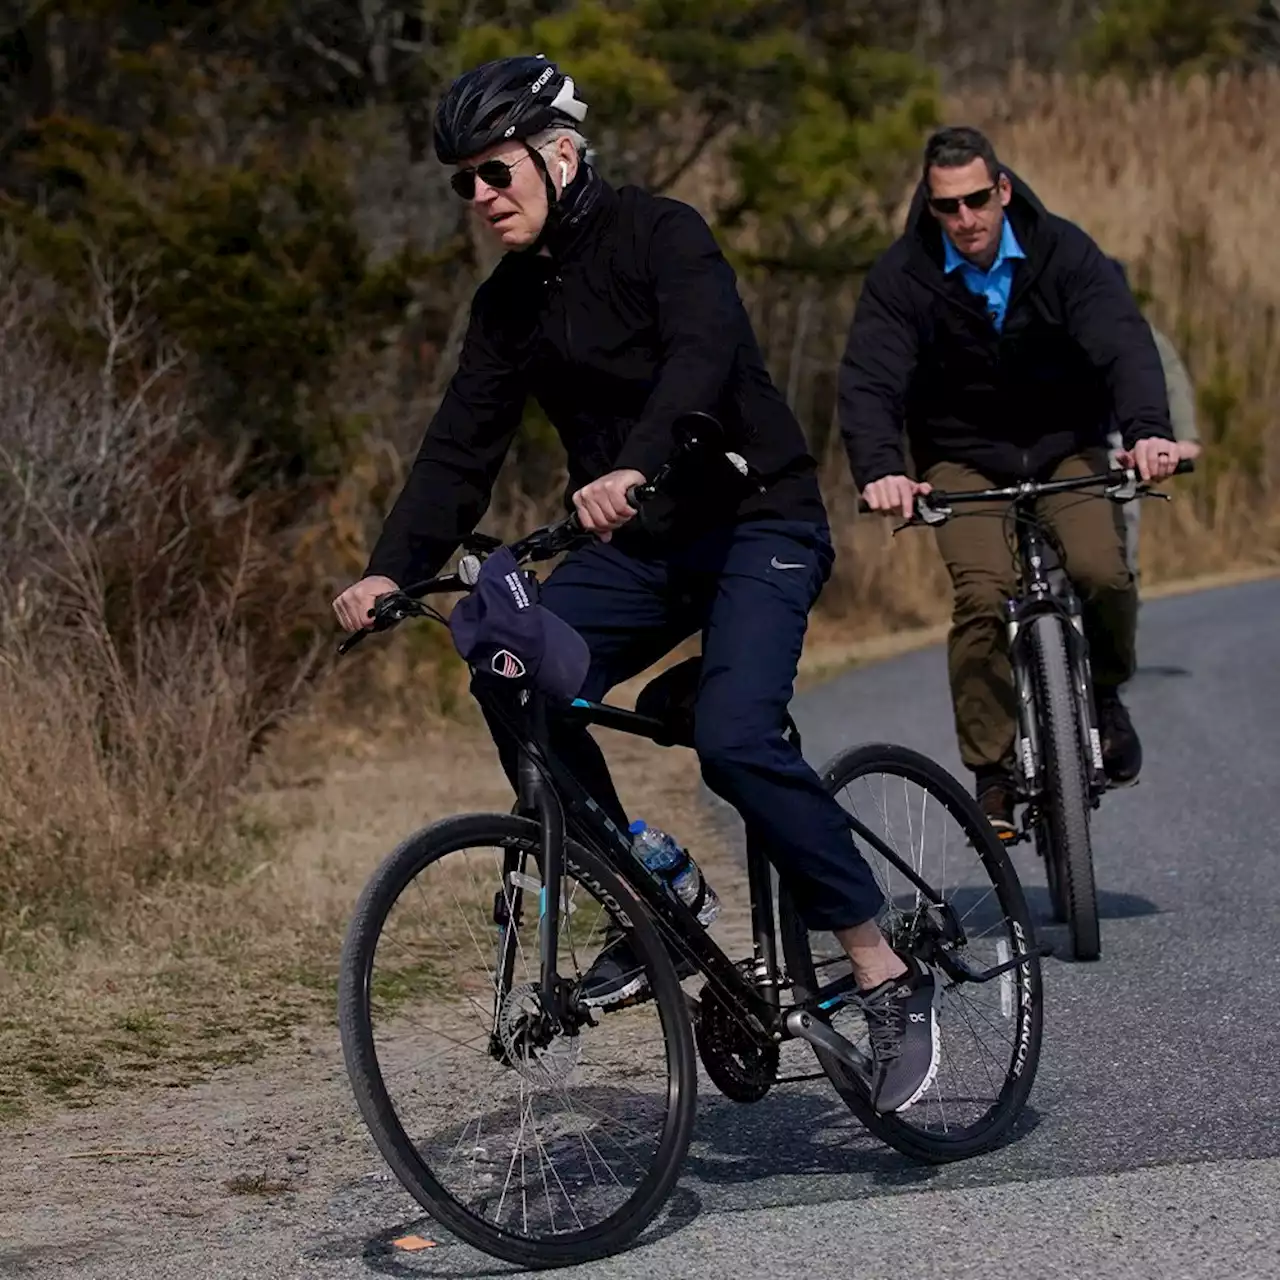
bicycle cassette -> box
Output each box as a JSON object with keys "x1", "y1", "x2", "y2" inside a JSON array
[{"x1": 695, "y1": 983, "x2": 779, "y2": 1104}]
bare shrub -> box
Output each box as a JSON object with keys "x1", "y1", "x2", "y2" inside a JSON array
[{"x1": 0, "y1": 248, "x2": 309, "y2": 943}]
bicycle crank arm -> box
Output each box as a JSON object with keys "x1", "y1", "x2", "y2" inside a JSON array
[
  {"x1": 937, "y1": 944, "x2": 1053, "y2": 986},
  {"x1": 784, "y1": 1009, "x2": 873, "y2": 1078}
]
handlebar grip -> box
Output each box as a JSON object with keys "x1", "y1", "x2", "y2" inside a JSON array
[
  {"x1": 857, "y1": 499, "x2": 872, "y2": 515},
  {"x1": 625, "y1": 483, "x2": 654, "y2": 510},
  {"x1": 1173, "y1": 458, "x2": 1195, "y2": 476}
]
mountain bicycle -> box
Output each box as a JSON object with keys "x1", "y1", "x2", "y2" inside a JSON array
[
  {"x1": 871, "y1": 459, "x2": 1193, "y2": 962},
  {"x1": 335, "y1": 416, "x2": 1046, "y2": 1268}
]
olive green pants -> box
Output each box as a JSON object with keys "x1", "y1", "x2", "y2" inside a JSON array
[{"x1": 925, "y1": 451, "x2": 1137, "y2": 776}]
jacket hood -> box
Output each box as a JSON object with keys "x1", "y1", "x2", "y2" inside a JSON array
[{"x1": 904, "y1": 166, "x2": 1051, "y2": 270}]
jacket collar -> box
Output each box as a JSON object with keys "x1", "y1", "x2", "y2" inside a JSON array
[{"x1": 532, "y1": 164, "x2": 615, "y2": 262}]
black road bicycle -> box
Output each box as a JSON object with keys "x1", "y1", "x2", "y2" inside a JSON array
[
  {"x1": 873, "y1": 460, "x2": 1193, "y2": 962},
  {"x1": 335, "y1": 417, "x2": 1047, "y2": 1268}
]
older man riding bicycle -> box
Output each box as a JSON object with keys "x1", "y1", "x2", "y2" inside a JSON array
[{"x1": 333, "y1": 55, "x2": 940, "y2": 1113}]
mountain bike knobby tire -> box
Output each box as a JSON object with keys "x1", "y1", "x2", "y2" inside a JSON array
[
  {"x1": 1029, "y1": 614, "x2": 1101, "y2": 961},
  {"x1": 337, "y1": 813, "x2": 697, "y2": 1269}
]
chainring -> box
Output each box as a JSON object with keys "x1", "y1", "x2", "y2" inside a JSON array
[{"x1": 694, "y1": 983, "x2": 779, "y2": 1104}]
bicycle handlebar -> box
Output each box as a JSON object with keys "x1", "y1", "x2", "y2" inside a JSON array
[
  {"x1": 855, "y1": 458, "x2": 1194, "y2": 522},
  {"x1": 338, "y1": 411, "x2": 756, "y2": 655}
]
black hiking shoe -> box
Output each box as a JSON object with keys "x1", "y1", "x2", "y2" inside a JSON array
[
  {"x1": 859, "y1": 956, "x2": 941, "y2": 1114},
  {"x1": 579, "y1": 928, "x2": 695, "y2": 1010},
  {"x1": 975, "y1": 770, "x2": 1017, "y2": 840},
  {"x1": 1097, "y1": 689, "x2": 1142, "y2": 785}
]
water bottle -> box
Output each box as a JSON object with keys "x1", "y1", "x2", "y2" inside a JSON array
[{"x1": 628, "y1": 820, "x2": 720, "y2": 927}]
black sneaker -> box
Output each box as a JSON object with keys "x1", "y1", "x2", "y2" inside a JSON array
[
  {"x1": 858, "y1": 956, "x2": 940, "y2": 1114},
  {"x1": 579, "y1": 930, "x2": 649, "y2": 1008},
  {"x1": 579, "y1": 929, "x2": 695, "y2": 1010},
  {"x1": 975, "y1": 772, "x2": 1017, "y2": 840},
  {"x1": 1097, "y1": 689, "x2": 1142, "y2": 785}
]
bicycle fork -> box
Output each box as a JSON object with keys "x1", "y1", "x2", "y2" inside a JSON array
[
  {"x1": 1008, "y1": 606, "x2": 1044, "y2": 797},
  {"x1": 1062, "y1": 609, "x2": 1107, "y2": 798},
  {"x1": 488, "y1": 699, "x2": 574, "y2": 1058}
]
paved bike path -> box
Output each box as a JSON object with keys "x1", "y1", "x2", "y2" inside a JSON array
[
  {"x1": 442, "y1": 577, "x2": 1279, "y2": 1280},
  {"x1": 7, "y1": 580, "x2": 1278, "y2": 1279}
]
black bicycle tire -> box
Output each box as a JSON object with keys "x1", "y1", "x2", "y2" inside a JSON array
[
  {"x1": 1037, "y1": 781, "x2": 1068, "y2": 925},
  {"x1": 779, "y1": 742, "x2": 1044, "y2": 1164},
  {"x1": 337, "y1": 812, "x2": 698, "y2": 1269},
  {"x1": 1041, "y1": 827, "x2": 1069, "y2": 924},
  {"x1": 1029, "y1": 615, "x2": 1101, "y2": 961}
]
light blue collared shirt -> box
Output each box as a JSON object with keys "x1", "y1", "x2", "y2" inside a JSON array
[{"x1": 943, "y1": 218, "x2": 1025, "y2": 332}]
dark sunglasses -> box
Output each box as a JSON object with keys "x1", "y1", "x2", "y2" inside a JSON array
[
  {"x1": 927, "y1": 184, "x2": 998, "y2": 215},
  {"x1": 450, "y1": 153, "x2": 534, "y2": 200}
]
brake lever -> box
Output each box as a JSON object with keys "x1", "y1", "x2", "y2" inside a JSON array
[
  {"x1": 336, "y1": 590, "x2": 427, "y2": 656},
  {"x1": 1104, "y1": 469, "x2": 1140, "y2": 503}
]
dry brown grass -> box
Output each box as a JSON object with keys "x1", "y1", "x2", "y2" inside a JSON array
[
  {"x1": 948, "y1": 69, "x2": 1280, "y2": 579},
  {"x1": 0, "y1": 673, "x2": 754, "y2": 1119},
  {"x1": 956, "y1": 69, "x2": 1280, "y2": 302},
  {"x1": 0, "y1": 608, "x2": 257, "y2": 940}
]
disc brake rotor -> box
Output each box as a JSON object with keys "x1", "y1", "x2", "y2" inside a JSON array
[{"x1": 498, "y1": 983, "x2": 583, "y2": 1087}]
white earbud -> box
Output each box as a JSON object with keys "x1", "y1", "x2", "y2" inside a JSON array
[{"x1": 559, "y1": 160, "x2": 568, "y2": 188}]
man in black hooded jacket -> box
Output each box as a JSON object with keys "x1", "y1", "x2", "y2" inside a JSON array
[
  {"x1": 333, "y1": 56, "x2": 942, "y2": 1115},
  {"x1": 839, "y1": 126, "x2": 1181, "y2": 835}
]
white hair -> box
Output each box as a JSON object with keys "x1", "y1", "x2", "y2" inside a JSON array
[{"x1": 528, "y1": 126, "x2": 590, "y2": 159}]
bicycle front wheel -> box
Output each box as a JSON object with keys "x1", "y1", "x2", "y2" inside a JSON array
[
  {"x1": 337, "y1": 813, "x2": 697, "y2": 1269},
  {"x1": 1029, "y1": 614, "x2": 1101, "y2": 961},
  {"x1": 779, "y1": 743, "x2": 1043, "y2": 1163}
]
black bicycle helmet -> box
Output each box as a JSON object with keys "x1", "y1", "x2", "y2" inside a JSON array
[{"x1": 433, "y1": 55, "x2": 589, "y2": 165}]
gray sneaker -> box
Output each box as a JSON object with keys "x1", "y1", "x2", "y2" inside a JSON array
[{"x1": 858, "y1": 956, "x2": 940, "y2": 1113}]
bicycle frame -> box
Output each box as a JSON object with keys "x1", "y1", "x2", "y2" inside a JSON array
[
  {"x1": 342, "y1": 423, "x2": 1086, "y2": 1076},
  {"x1": 485, "y1": 680, "x2": 1020, "y2": 1068},
  {"x1": 1003, "y1": 505, "x2": 1108, "y2": 804}
]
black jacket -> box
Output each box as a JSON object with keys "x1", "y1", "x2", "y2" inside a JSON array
[
  {"x1": 366, "y1": 168, "x2": 825, "y2": 584},
  {"x1": 837, "y1": 171, "x2": 1173, "y2": 488}
]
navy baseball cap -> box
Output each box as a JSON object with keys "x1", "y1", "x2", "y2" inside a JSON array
[{"x1": 448, "y1": 547, "x2": 590, "y2": 701}]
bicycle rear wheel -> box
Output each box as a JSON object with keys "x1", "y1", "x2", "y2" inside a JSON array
[
  {"x1": 780, "y1": 744, "x2": 1043, "y2": 1163},
  {"x1": 337, "y1": 813, "x2": 697, "y2": 1268},
  {"x1": 1028, "y1": 614, "x2": 1101, "y2": 961}
]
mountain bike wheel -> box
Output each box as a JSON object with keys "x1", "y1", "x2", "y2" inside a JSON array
[
  {"x1": 1029, "y1": 614, "x2": 1101, "y2": 961},
  {"x1": 337, "y1": 813, "x2": 697, "y2": 1269},
  {"x1": 779, "y1": 743, "x2": 1043, "y2": 1163}
]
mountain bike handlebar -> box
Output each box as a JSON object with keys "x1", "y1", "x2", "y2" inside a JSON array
[
  {"x1": 856, "y1": 459, "x2": 1195, "y2": 525},
  {"x1": 337, "y1": 411, "x2": 758, "y2": 654}
]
